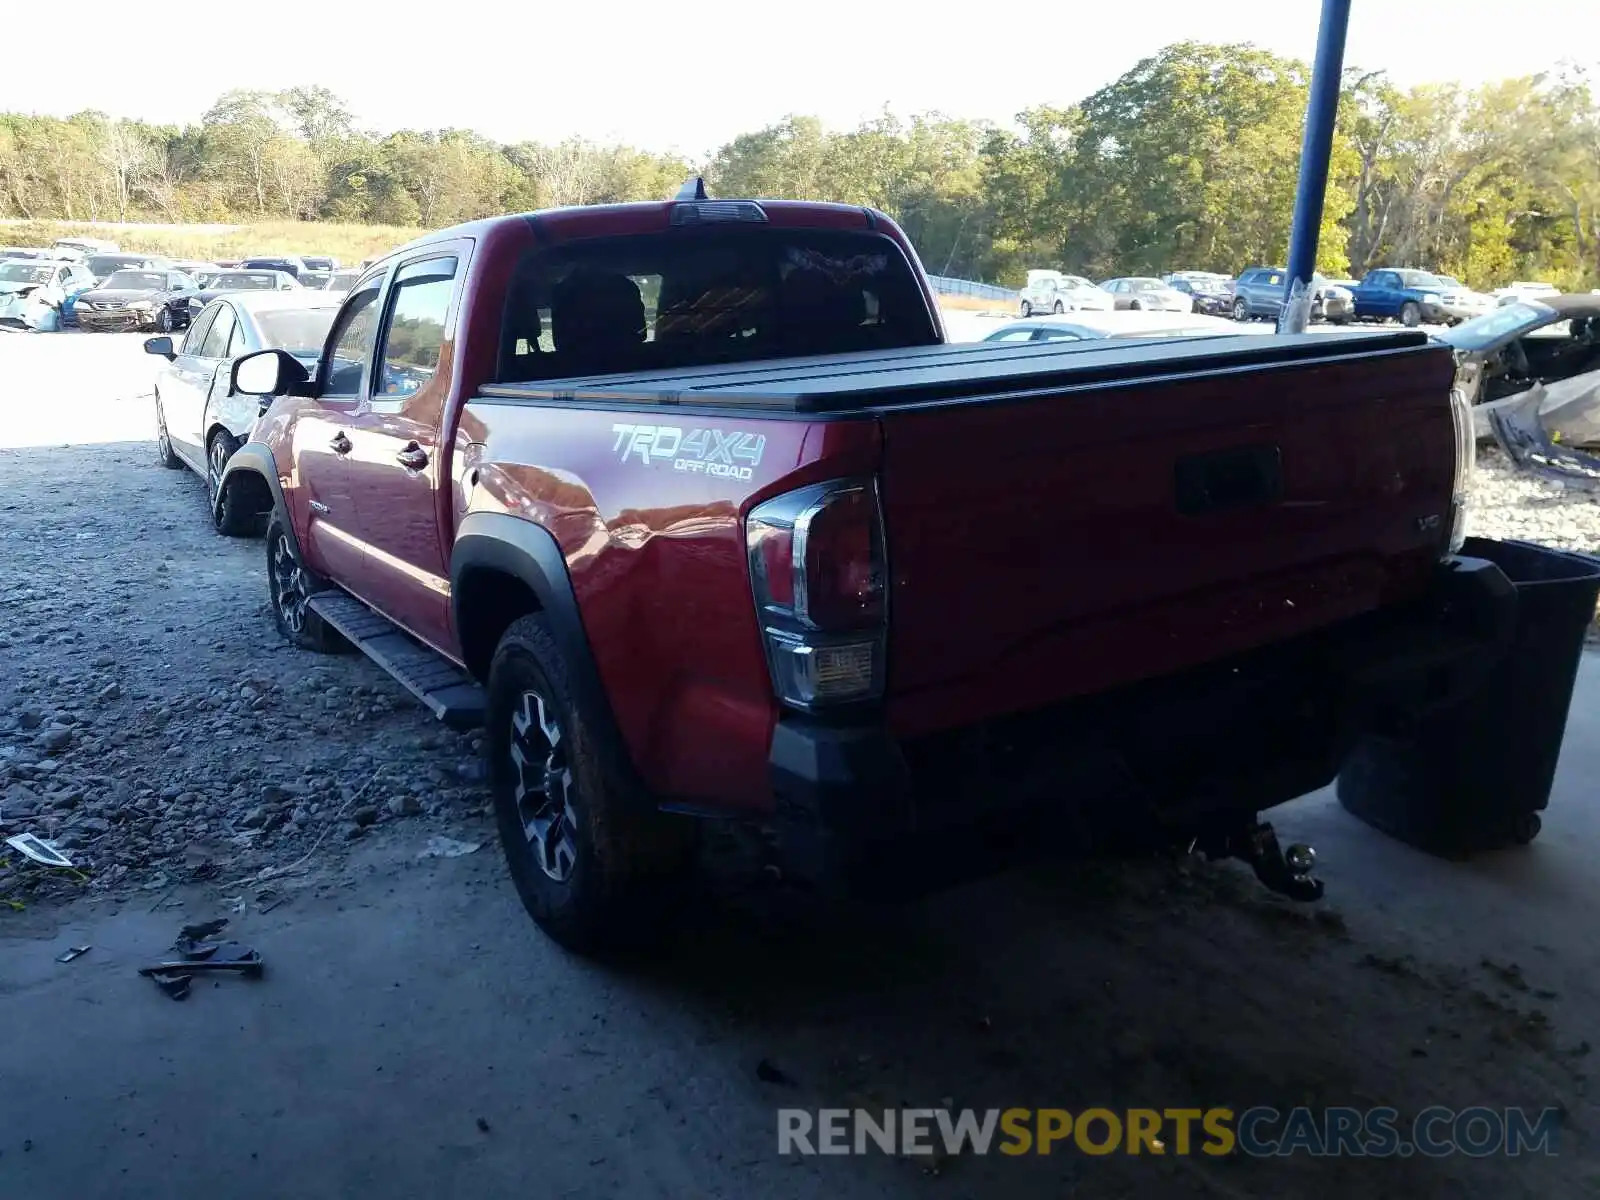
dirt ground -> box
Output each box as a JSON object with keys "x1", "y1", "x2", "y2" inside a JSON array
[{"x1": 0, "y1": 330, "x2": 1596, "y2": 1198}]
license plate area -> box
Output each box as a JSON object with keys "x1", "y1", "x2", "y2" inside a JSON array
[{"x1": 1174, "y1": 443, "x2": 1282, "y2": 516}]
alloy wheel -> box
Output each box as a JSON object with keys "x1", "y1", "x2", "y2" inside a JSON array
[
  {"x1": 509, "y1": 688, "x2": 578, "y2": 882},
  {"x1": 270, "y1": 531, "x2": 309, "y2": 635},
  {"x1": 156, "y1": 406, "x2": 171, "y2": 461}
]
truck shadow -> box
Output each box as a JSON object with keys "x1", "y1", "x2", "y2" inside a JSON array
[{"x1": 612, "y1": 849, "x2": 1589, "y2": 1197}]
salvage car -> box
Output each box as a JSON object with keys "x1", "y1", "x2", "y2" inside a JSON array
[
  {"x1": 85, "y1": 252, "x2": 169, "y2": 282},
  {"x1": 239, "y1": 254, "x2": 308, "y2": 280},
  {"x1": 217, "y1": 185, "x2": 1588, "y2": 956},
  {"x1": 1350, "y1": 268, "x2": 1451, "y2": 326},
  {"x1": 1231, "y1": 267, "x2": 1351, "y2": 324},
  {"x1": 53, "y1": 237, "x2": 118, "y2": 259},
  {"x1": 75, "y1": 268, "x2": 200, "y2": 332},
  {"x1": 147, "y1": 292, "x2": 344, "y2": 534},
  {"x1": 1432, "y1": 275, "x2": 1493, "y2": 324},
  {"x1": 1, "y1": 246, "x2": 57, "y2": 261},
  {"x1": 1018, "y1": 269, "x2": 1112, "y2": 315},
  {"x1": 1440, "y1": 296, "x2": 1600, "y2": 443},
  {"x1": 185, "y1": 269, "x2": 302, "y2": 318},
  {"x1": 1101, "y1": 276, "x2": 1193, "y2": 312},
  {"x1": 1494, "y1": 281, "x2": 1560, "y2": 307},
  {"x1": 0, "y1": 258, "x2": 95, "y2": 329},
  {"x1": 982, "y1": 311, "x2": 1245, "y2": 343},
  {"x1": 301, "y1": 255, "x2": 338, "y2": 274},
  {"x1": 320, "y1": 268, "x2": 361, "y2": 295},
  {"x1": 1164, "y1": 272, "x2": 1233, "y2": 316}
]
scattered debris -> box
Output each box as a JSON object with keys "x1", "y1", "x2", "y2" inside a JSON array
[
  {"x1": 54, "y1": 945, "x2": 90, "y2": 963},
  {"x1": 5, "y1": 833, "x2": 74, "y2": 868},
  {"x1": 756, "y1": 1059, "x2": 798, "y2": 1087},
  {"x1": 139, "y1": 919, "x2": 264, "y2": 1001},
  {"x1": 420, "y1": 836, "x2": 481, "y2": 859}
]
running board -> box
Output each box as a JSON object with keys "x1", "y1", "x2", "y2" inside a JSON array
[{"x1": 307, "y1": 591, "x2": 486, "y2": 730}]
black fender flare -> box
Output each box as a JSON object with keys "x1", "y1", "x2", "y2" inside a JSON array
[
  {"x1": 451, "y1": 512, "x2": 637, "y2": 784},
  {"x1": 217, "y1": 441, "x2": 293, "y2": 550}
]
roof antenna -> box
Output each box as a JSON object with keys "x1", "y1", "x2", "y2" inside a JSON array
[{"x1": 675, "y1": 176, "x2": 709, "y2": 201}]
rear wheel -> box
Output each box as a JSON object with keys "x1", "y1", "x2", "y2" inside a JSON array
[
  {"x1": 488, "y1": 614, "x2": 693, "y2": 954},
  {"x1": 1051, "y1": 300, "x2": 1065, "y2": 314},
  {"x1": 266, "y1": 517, "x2": 345, "y2": 652},
  {"x1": 1128, "y1": 300, "x2": 1143, "y2": 311},
  {"x1": 1399, "y1": 301, "x2": 1422, "y2": 327},
  {"x1": 209, "y1": 431, "x2": 267, "y2": 537},
  {"x1": 1232, "y1": 296, "x2": 1250, "y2": 321},
  {"x1": 154, "y1": 393, "x2": 182, "y2": 470}
]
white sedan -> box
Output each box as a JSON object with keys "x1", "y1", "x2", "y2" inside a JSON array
[{"x1": 145, "y1": 291, "x2": 343, "y2": 536}]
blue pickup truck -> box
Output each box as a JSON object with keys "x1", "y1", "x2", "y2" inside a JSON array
[{"x1": 1350, "y1": 269, "x2": 1451, "y2": 327}]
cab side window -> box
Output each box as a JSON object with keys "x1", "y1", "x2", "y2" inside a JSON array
[
  {"x1": 375, "y1": 257, "x2": 457, "y2": 402},
  {"x1": 323, "y1": 283, "x2": 384, "y2": 399}
]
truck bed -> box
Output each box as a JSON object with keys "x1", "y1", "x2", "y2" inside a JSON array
[{"x1": 479, "y1": 330, "x2": 1434, "y2": 413}]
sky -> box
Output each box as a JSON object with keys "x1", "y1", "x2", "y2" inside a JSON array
[{"x1": 7, "y1": 1, "x2": 1597, "y2": 157}]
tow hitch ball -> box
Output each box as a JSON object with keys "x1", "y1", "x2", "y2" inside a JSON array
[{"x1": 1197, "y1": 820, "x2": 1325, "y2": 902}]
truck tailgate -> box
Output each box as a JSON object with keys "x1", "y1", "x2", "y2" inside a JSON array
[{"x1": 875, "y1": 340, "x2": 1459, "y2": 737}]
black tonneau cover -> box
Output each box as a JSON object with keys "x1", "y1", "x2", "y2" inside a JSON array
[{"x1": 477, "y1": 330, "x2": 1433, "y2": 414}]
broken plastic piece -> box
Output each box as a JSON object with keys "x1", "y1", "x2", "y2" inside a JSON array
[
  {"x1": 55, "y1": 945, "x2": 91, "y2": 963},
  {"x1": 6, "y1": 833, "x2": 74, "y2": 867},
  {"x1": 420, "y1": 836, "x2": 481, "y2": 859}
]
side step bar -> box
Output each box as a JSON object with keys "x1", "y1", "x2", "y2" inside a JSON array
[{"x1": 307, "y1": 591, "x2": 486, "y2": 730}]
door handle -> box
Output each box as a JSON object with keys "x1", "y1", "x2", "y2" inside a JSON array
[
  {"x1": 330, "y1": 432, "x2": 352, "y2": 455},
  {"x1": 395, "y1": 443, "x2": 429, "y2": 470}
]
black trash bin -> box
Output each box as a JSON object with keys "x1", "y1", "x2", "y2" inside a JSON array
[{"x1": 1338, "y1": 537, "x2": 1600, "y2": 856}]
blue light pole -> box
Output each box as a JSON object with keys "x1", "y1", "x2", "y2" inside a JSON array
[{"x1": 1280, "y1": 0, "x2": 1352, "y2": 333}]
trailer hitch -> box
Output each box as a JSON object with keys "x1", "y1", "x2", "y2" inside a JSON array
[{"x1": 1196, "y1": 819, "x2": 1324, "y2": 902}]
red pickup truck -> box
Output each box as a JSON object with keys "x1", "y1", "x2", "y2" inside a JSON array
[{"x1": 220, "y1": 186, "x2": 1522, "y2": 952}]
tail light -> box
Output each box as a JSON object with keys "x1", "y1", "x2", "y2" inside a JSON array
[
  {"x1": 746, "y1": 479, "x2": 887, "y2": 711},
  {"x1": 1446, "y1": 386, "x2": 1476, "y2": 555}
]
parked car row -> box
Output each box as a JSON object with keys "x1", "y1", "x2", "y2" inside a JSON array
[
  {"x1": 1019, "y1": 263, "x2": 1525, "y2": 329},
  {"x1": 0, "y1": 244, "x2": 353, "y2": 333}
]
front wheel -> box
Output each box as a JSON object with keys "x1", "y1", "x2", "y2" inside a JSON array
[
  {"x1": 1232, "y1": 297, "x2": 1250, "y2": 321},
  {"x1": 1019, "y1": 300, "x2": 1033, "y2": 317},
  {"x1": 1399, "y1": 301, "x2": 1422, "y2": 327},
  {"x1": 266, "y1": 518, "x2": 345, "y2": 652},
  {"x1": 156, "y1": 306, "x2": 174, "y2": 333},
  {"x1": 1051, "y1": 300, "x2": 1064, "y2": 314},
  {"x1": 488, "y1": 614, "x2": 693, "y2": 954},
  {"x1": 210, "y1": 431, "x2": 267, "y2": 537}
]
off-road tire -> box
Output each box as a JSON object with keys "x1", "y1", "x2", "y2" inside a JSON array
[
  {"x1": 1399, "y1": 301, "x2": 1422, "y2": 327},
  {"x1": 209, "y1": 431, "x2": 267, "y2": 537},
  {"x1": 487, "y1": 613, "x2": 694, "y2": 954},
  {"x1": 155, "y1": 393, "x2": 183, "y2": 470},
  {"x1": 265, "y1": 517, "x2": 345, "y2": 652}
]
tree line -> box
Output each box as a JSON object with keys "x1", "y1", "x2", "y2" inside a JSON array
[{"x1": 2, "y1": 43, "x2": 1597, "y2": 289}]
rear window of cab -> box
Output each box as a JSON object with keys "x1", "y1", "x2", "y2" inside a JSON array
[{"x1": 494, "y1": 227, "x2": 939, "y2": 382}]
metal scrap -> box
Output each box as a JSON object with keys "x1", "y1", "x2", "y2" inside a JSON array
[
  {"x1": 5, "y1": 833, "x2": 74, "y2": 868},
  {"x1": 140, "y1": 919, "x2": 265, "y2": 1001},
  {"x1": 1490, "y1": 387, "x2": 1600, "y2": 491}
]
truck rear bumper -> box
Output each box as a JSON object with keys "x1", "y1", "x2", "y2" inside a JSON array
[{"x1": 766, "y1": 553, "x2": 1517, "y2": 894}]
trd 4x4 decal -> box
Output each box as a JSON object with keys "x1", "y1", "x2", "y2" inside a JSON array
[{"x1": 610, "y1": 424, "x2": 767, "y2": 482}]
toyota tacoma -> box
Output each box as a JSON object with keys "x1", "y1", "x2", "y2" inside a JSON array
[{"x1": 218, "y1": 184, "x2": 1561, "y2": 953}]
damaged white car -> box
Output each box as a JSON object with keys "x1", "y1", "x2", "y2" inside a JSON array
[
  {"x1": 1442, "y1": 296, "x2": 1600, "y2": 484},
  {"x1": 0, "y1": 259, "x2": 94, "y2": 331}
]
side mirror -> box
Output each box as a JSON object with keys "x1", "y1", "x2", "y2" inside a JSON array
[
  {"x1": 144, "y1": 335, "x2": 175, "y2": 360},
  {"x1": 233, "y1": 348, "x2": 310, "y2": 398}
]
